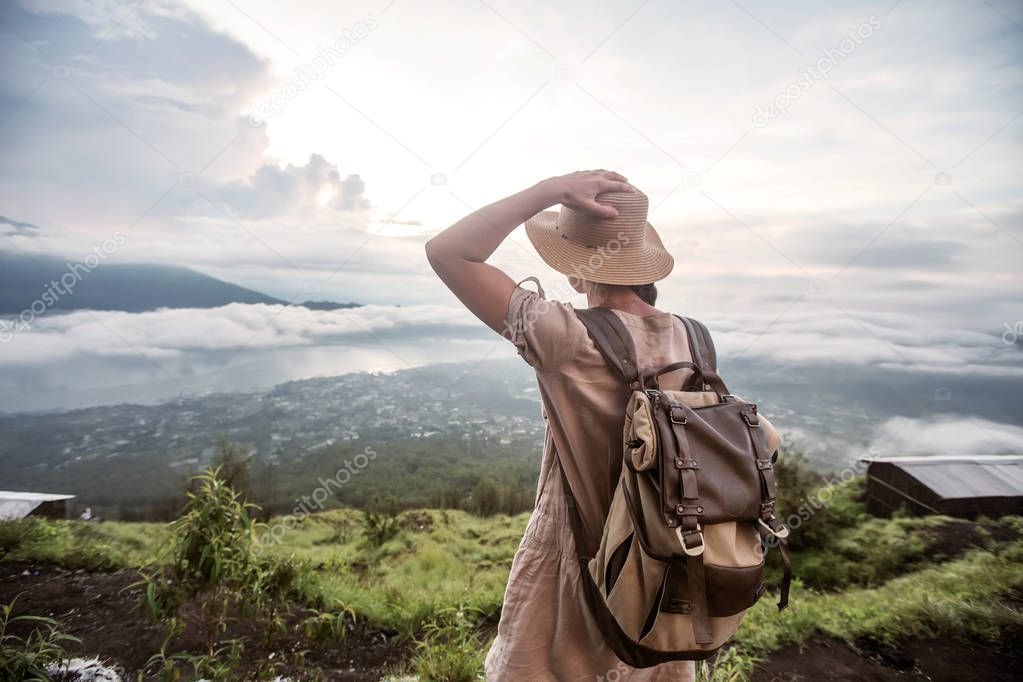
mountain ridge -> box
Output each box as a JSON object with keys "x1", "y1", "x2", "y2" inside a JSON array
[{"x1": 0, "y1": 252, "x2": 360, "y2": 314}]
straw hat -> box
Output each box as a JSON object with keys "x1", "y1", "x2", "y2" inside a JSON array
[{"x1": 524, "y1": 189, "x2": 673, "y2": 285}]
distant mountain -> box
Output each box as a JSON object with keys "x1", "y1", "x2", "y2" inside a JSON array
[
  {"x1": 0, "y1": 252, "x2": 360, "y2": 313},
  {"x1": 298, "y1": 300, "x2": 362, "y2": 311}
]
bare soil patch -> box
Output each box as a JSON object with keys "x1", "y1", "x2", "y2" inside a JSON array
[{"x1": 0, "y1": 561, "x2": 409, "y2": 680}]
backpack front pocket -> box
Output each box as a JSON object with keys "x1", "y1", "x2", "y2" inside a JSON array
[
  {"x1": 601, "y1": 528, "x2": 671, "y2": 643},
  {"x1": 593, "y1": 516, "x2": 766, "y2": 653},
  {"x1": 659, "y1": 558, "x2": 766, "y2": 618}
]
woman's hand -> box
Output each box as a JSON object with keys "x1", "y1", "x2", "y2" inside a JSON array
[
  {"x1": 539, "y1": 169, "x2": 637, "y2": 219},
  {"x1": 425, "y1": 169, "x2": 636, "y2": 335}
]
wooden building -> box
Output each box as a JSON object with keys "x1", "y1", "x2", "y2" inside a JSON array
[{"x1": 860, "y1": 456, "x2": 1023, "y2": 519}]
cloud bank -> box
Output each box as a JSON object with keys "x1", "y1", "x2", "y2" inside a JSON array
[
  {"x1": 2, "y1": 301, "x2": 1018, "y2": 380},
  {"x1": 872, "y1": 415, "x2": 1023, "y2": 457}
]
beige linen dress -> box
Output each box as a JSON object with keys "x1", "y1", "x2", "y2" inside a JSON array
[{"x1": 484, "y1": 282, "x2": 697, "y2": 682}]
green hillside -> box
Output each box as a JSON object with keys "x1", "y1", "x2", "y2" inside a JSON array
[{"x1": 1, "y1": 455, "x2": 1021, "y2": 680}]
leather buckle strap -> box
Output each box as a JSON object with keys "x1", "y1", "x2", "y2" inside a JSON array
[
  {"x1": 675, "y1": 525, "x2": 705, "y2": 557},
  {"x1": 666, "y1": 598, "x2": 695, "y2": 615},
  {"x1": 682, "y1": 550, "x2": 713, "y2": 644},
  {"x1": 746, "y1": 415, "x2": 780, "y2": 514},
  {"x1": 776, "y1": 539, "x2": 792, "y2": 611},
  {"x1": 666, "y1": 406, "x2": 699, "y2": 512},
  {"x1": 758, "y1": 500, "x2": 790, "y2": 539},
  {"x1": 758, "y1": 515, "x2": 790, "y2": 540}
]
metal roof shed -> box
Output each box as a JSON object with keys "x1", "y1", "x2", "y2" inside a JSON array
[
  {"x1": 0, "y1": 491, "x2": 76, "y2": 521},
  {"x1": 860, "y1": 456, "x2": 1023, "y2": 519}
]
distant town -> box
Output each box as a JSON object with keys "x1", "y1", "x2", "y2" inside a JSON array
[
  {"x1": 0, "y1": 360, "x2": 547, "y2": 513},
  {"x1": 3, "y1": 355, "x2": 1017, "y2": 517}
]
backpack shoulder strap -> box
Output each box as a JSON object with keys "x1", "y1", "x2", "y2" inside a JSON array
[
  {"x1": 675, "y1": 316, "x2": 729, "y2": 395},
  {"x1": 675, "y1": 316, "x2": 716, "y2": 374},
  {"x1": 575, "y1": 308, "x2": 640, "y2": 388}
]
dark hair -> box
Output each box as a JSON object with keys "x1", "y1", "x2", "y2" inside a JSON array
[{"x1": 630, "y1": 283, "x2": 657, "y2": 305}]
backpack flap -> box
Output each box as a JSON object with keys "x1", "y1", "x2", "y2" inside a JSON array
[{"x1": 648, "y1": 397, "x2": 769, "y2": 526}]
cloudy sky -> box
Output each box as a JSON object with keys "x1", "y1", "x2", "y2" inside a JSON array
[{"x1": 1, "y1": 0, "x2": 1021, "y2": 455}]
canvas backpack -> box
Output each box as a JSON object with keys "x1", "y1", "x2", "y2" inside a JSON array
[{"x1": 554, "y1": 308, "x2": 792, "y2": 666}]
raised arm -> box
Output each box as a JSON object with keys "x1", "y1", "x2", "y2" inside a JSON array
[{"x1": 425, "y1": 169, "x2": 635, "y2": 334}]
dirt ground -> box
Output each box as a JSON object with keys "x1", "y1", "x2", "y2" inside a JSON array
[
  {"x1": 2, "y1": 560, "x2": 1021, "y2": 680},
  {"x1": 0, "y1": 561, "x2": 409, "y2": 680},
  {"x1": 752, "y1": 635, "x2": 1023, "y2": 681}
]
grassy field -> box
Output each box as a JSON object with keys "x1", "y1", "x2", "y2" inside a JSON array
[{"x1": 1, "y1": 466, "x2": 1021, "y2": 680}]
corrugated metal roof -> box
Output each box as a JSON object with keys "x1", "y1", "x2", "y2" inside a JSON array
[
  {"x1": 0, "y1": 491, "x2": 76, "y2": 502},
  {"x1": 863, "y1": 456, "x2": 1023, "y2": 500},
  {"x1": 0, "y1": 490, "x2": 75, "y2": 521},
  {"x1": 860, "y1": 455, "x2": 1023, "y2": 464}
]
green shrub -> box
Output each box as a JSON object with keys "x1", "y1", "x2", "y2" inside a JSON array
[
  {"x1": 793, "y1": 515, "x2": 956, "y2": 589},
  {"x1": 211, "y1": 438, "x2": 255, "y2": 500},
  {"x1": 300, "y1": 601, "x2": 357, "y2": 643},
  {"x1": 0, "y1": 594, "x2": 80, "y2": 681},
  {"x1": 772, "y1": 446, "x2": 865, "y2": 553},
  {"x1": 696, "y1": 646, "x2": 761, "y2": 682},
  {"x1": 145, "y1": 637, "x2": 246, "y2": 682},
  {"x1": 138, "y1": 466, "x2": 299, "y2": 658},
  {"x1": 61, "y1": 542, "x2": 122, "y2": 572},
  {"x1": 471, "y1": 477, "x2": 500, "y2": 517},
  {"x1": 469, "y1": 477, "x2": 533, "y2": 517},
  {"x1": 313, "y1": 517, "x2": 355, "y2": 545},
  {"x1": 363, "y1": 496, "x2": 401, "y2": 548},
  {"x1": 0, "y1": 518, "x2": 71, "y2": 561},
  {"x1": 737, "y1": 541, "x2": 1023, "y2": 656},
  {"x1": 410, "y1": 606, "x2": 486, "y2": 682},
  {"x1": 0, "y1": 520, "x2": 32, "y2": 557}
]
